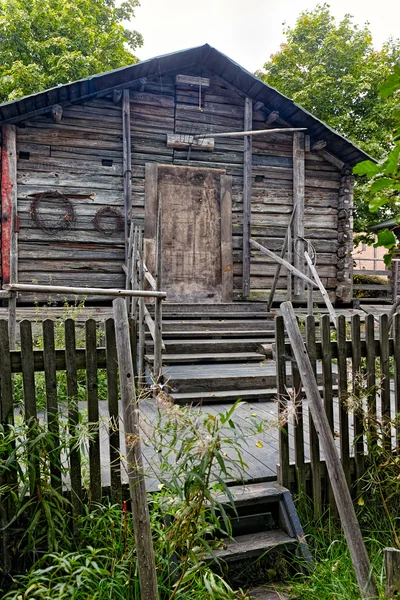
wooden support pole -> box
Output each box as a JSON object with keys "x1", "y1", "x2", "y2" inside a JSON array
[
  {"x1": 385, "y1": 548, "x2": 400, "y2": 598},
  {"x1": 193, "y1": 127, "x2": 307, "y2": 139},
  {"x1": 293, "y1": 131, "x2": 305, "y2": 297},
  {"x1": 3, "y1": 283, "x2": 166, "y2": 299},
  {"x1": 250, "y1": 239, "x2": 318, "y2": 288},
  {"x1": 266, "y1": 206, "x2": 297, "y2": 311},
  {"x1": 242, "y1": 98, "x2": 252, "y2": 298},
  {"x1": 1, "y1": 125, "x2": 17, "y2": 349},
  {"x1": 280, "y1": 301, "x2": 378, "y2": 600},
  {"x1": 122, "y1": 89, "x2": 132, "y2": 264},
  {"x1": 220, "y1": 175, "x2": 233, "y2": 302},
  {"x1": 305, "y1": 251, "x2": 337, "y2": 328},
  {"x1": 113, "y1": 298, "x2": 159, "y2": 600}
]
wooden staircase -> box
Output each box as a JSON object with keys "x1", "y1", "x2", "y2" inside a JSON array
[
  {"x1": 212, "y1": 481, "x2": 312, "y2": 567},
  {"x1": 145, "y1": 302, "x2": 278, "y2": 404}
]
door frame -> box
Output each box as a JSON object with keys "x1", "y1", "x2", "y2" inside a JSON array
[{"x1": 143, "y1": 163, "x2": 233, "y2": 303}]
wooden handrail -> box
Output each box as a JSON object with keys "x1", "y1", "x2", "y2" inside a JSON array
[{"x1": 3, "y1": 283, "x2": 166, "y2": 299}]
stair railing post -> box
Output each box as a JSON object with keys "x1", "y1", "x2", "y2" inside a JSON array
[
  {"x1": 138, "y1": 228, "x2": 146, "y2": 389},
  {"x1": 153, "y1": 202, "x2": 163, "y2": 383}
]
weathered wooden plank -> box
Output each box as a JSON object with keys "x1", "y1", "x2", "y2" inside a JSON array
[
  {"x1": 393, "y1": 314, "x2": 400, "y2": 448},
  {"x1": 275, "y1": 316, "x2": 289, "y2": 488},
  {"x1": 337, "y1": 315, "x2": 350, "y2": 486},
  {"x1": 306, "y1": 315, "x2": 322, "y2": 516},
  {"x1": 379, "y1": 313, "x2": 391, "y2": 450},
  {"x1": 42, "y1": 319, "x2": 61, "y2": 491},
  {"x1": 365, "y1": 314, "x2": 376, "y2": 447},
  {"x1": 385, "y1": 548, "x2": 400, "y2": 598},
  {"x1": 293, "y1": 132, "x2": 305, "y2": 296},
  {"x1": 65, "y1": 319, "x2": 83, "y2": 515},
  {"x1": 221, "y1": 174, "x2": 233, "y2": 302},
  {"x1": 242, "y1": 97, "x2": 252, "y2": 298},
  {"x1": 105, "y1": 318, "x2": 122, "y2": 505},
  {"x1": 113, "y1": 298, "x2": 159, "y2": 600},
  {"x1": 86, "y1": 319, "x2": 101, "y2": 503},
  {"x1": 123, "y1": 89, "x2": 131, "y2": 263},
  {"x1": 351, "y1": 314, "x2": 365, "y2": 487},
  {"x1": 292, "y1": 353, "x2": 305, "y2": 491}
]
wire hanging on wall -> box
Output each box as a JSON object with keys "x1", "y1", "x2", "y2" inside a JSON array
[
  {"x1": 29, "y1": 191, "x2": 75, "y2": 232},
  {"x1": 93, "y1": 206, "x2": 124, "y2": 235}
]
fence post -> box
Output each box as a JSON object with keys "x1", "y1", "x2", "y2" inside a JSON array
[
  {"x1": 306, "y1": 315, "x2": 322, "y2": 516},
  {"x1": 275, "y1": 316, "x2": 289, "y2": 488},
  {"x1": 113, "y1": 297, "x2": 159, "y2": 600},
  {"x1": 153, "y1": 202, "x2": 163, "y2": 382}
]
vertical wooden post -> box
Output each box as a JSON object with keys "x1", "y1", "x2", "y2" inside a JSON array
[
  {"x1": 306, "y1": 315, "x2": 322, "y2": 516},
  {"x1": 380, "y1": 314, "x2": 391, "y2": 450},
  {"x1": 275, "y1": 316, "x2": 289, "y2": 488},
  {"x1": 337, "y1": 315, "x2": 350, "y2": 486},
  {"x1": 307, "y1": 241, "x2": 313, "y2": 315},
  {"x1": 281, "y1": 301, "x2": 379, "y2": 600},
  {"x1": 393, "y1": 314, "x2": 400, "y2": 448},
  {"x1": 242, "y1": 97, "x2": 252, "y2": 298},
  {"x1": 113, "y1": 298, "x2": 159, "y2": 600},
  {"x1": 351, "y1": 314, "x2": 365, "y2": 488},
  {"x1": 138, "y1": 228, "x2": 146, "y2": 388},
  {"x1": 122, "y1": 90, "x2": 132, "y2": 264},
  {"x1": 385, "y1": 548, "x2": 400, "y2": 598},
  {"x1": 1, "y1": 125, "x2": 18, "y2": 349},
  {"x1": 153, "y1": 203, "x2": 163, "y2": 382},
  {"x1": 293, "y1": 132, "x2": 305, "y2": 297},
  {"x1": 336, "y1": 168, "x2": 354, "y2": 303}
]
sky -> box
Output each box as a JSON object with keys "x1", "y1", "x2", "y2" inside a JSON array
[{"x1": 133, "y1": 0, "x2": 400, "y2": 73}]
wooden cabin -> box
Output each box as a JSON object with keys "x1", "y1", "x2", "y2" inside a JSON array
[{"x1": 0, "y1": 44, "x2": 369, "y2": 306}]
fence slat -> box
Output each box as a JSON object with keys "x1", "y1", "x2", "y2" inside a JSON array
[
  {"x1": 292, "y1": 355, "x2": 305, "y2": 492},
  {"x1": 0, "y1": 320, "x2": 15, "y2": 573},
  {"x1": 20, "y1": 320, "x2": 39, "y2": 496},
  {"x1": 42, "y1": 319, "x2": 61, "y2": 491},
  {"x1": 65, "y1": 319, "x2": 83, "y2": 515},
  {"x1": 306, "y1": 315, "x2": 321, "y2": 516},
  {"x1": 365, "y1": 314, "x2": 376, "y2": 449},
  {"x1": 351, "y1": 314, "x2": 365, "y2": 487},
  {"x1": 320, "y1": 314, "x2": 335, "y2": 510},
  {"x1": 86, "y1": 319, "x2": 102, "y2": 503},
  {"x1": 105, "y1": 318, "x2": 122, "y2": 505},
  {"x1": 275, "y1": 316, "x2": 289, "y2": 488},
  {"x1": 337, "y1": 315, "x2": 350, "y2": 486},
  {"x1": 393, "y1": 314, "x2": 400, "y2": 448},
  {"x1": 379, "y1": 313, "x2": 391, "y2": 451}
]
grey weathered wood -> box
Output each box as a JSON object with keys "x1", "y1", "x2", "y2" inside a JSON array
[
  {"x1": 138, "y1": 229, "x2": 146, "y2": 388},
  {"x1": 194, "y1": 127, "x2": 307, "y2": 139},
  {"x1": 86, "y1": 319, "x2": 101, "y2": 503},
  {"x1": 242, "y1": 97, "x2": 252, "y2": 298},
  {"x1": 380, "y1": 314, "x2": 391, "y2": 450},
  {"x1": 365, "y1": 314, "x2": 376, "y2": 447},
  {"x1": 65, "y1": 319, "x2": 83, "y2": 514},
  {"x1": 320, "y1": 313, "x2": 335, "y2": 510},
  {"x1": 351, "y1": 314, "x2": 365, "y2": 486},
  {"x1": 20, "y1": 320, "x2": 39, "y2": 496},
  {"x1": 275, "y1": 316, "x2": 289, "y2": 488},
  {"x1": 337, "y1": 315, "x2": 350, "y2": 486},
  {"x1": 393, "y1": 314, "x2": 400, "y2": 448},
  {"x1": 4, "y1": 283, "x2": 166, "y2": 299},
  {"x1": 307, "y1": 242, "x2": 313, "y2": 316},
  {"x1": 175, "y1": 74, "x2": 210, "y2": 87},
  {"x1": 153, "y1": 202, "x2": 163, "y2": 382},
  {"x1": 0, "y1": 320, "x2": 13, "y2": 422},
  {"x1": 143, "y1": 163, "x2": 158, "y2": 280},
  {"x1": 42, "y1": 319, "x2": 61, "y2": 491},
  {"x1": 113, "y1": 298, "x2": 159, "y2": 600},
  {"x1": 306, "y1": 315, "x2": 322, "y2": 516},
  {"x1": 221, "y1": 174, "x2": 233, "y2": 302},
  {"x1": 267, "y1": 206, "x2": 297, "y2": 311},
  {"x1": 250, "y1": 240, "x2": 318, "y2": 288},
  {"x1": 305, "y1": 251, "x2": 337, "y2": 328},
  {"x1": 293, "y1": 132, "x2": 305, "y2": 296},
  {"x1": 385, "y1": 548, "x2": 400, "y2": 598},
  {"x1": 166, "y1": 133, "x2": 214, "y2": 150},
  {"x1": 292, "y1": 353, "x2": 305, "y2": 491},
  {"x1": 281, "y1": 301, "x2": 378, "y2": 600},
  {"x1": 105, "y1": 318, "x2": 122, "y2": 505},
  {"x1": 122, "y1": 89, "x2": 131, "y2": 263}
]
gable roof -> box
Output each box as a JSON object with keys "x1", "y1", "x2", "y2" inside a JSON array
[{"x1": 0, "y1": 43, "x2": 372, "y2": 167}]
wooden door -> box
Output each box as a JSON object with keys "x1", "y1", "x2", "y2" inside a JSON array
[{"x1": 144, "y1": 164, "x2": 232, "y2": 303}]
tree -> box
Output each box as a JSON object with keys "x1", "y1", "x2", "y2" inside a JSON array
[
  {"x1": 353, "y1": 67, "x2": 400, "y2": 264},
  {"x1": 257, "y1": 4, "x2": 400, "y2": 232},
  {"x1": 0, "y1": 0, "x2": 143, "y2": 103}
]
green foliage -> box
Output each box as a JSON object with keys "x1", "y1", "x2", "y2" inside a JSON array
[
  {"x1": 257, "y1": 3, "x2": 400, "y2": 232},
  {"x1": 352, "y1": 67, "x2": 400, "y2": 260},
  {"x1": 0, "y1": 0, "x2": 143, "y2": 102}
]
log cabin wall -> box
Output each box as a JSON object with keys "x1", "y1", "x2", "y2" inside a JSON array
[{"x1": 4, "y1": 63, "x2": 348, "y2": 304}]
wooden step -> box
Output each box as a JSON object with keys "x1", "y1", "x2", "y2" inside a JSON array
[
  {"x1": 146, "y1": 329, "x2": 275, "y2": 339},
  {"x1": 159, "y1": 302, "x2": 270, "y2": 314},
  {"x1": 171, "y1": 388, "x2": 278, "y2": 404},
  {"x1": 214, "y1": 529, "x2": 295, "y2": 563},
  {"x1": 145, "y1": 352, "x2": 266, "y2": 364},
  {"x1": 153, "y1": 312, "x2": 272, "y2": 320},
  {"x1": 166, "y1": 372, "x2": 276, "y2": 394},
  {"x1": 148, "y1": 338, "x2": 270, "y2": 353},
  {"x1": 161, "y1": 320, "x2": 275, "y2": 332}
]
